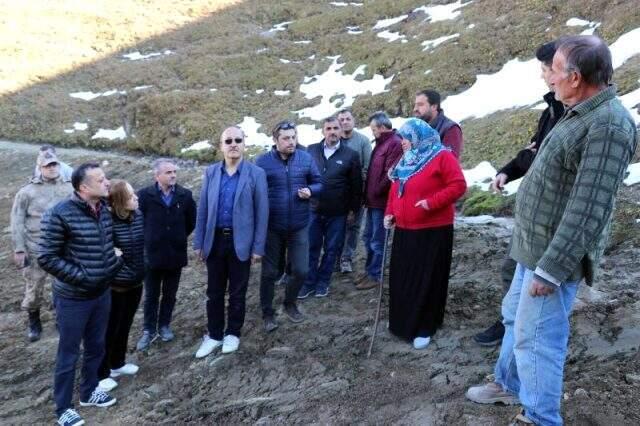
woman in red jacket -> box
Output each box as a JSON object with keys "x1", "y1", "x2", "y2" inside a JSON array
[{"x1": 384, "y1": 118, "x2": 466, "y2": 350}]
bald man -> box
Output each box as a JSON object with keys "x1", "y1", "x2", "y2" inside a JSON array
[{"x1": 193, "y1": 126, "x2": 269, "y2": 357}]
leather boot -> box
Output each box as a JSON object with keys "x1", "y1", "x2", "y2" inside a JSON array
[{"x1": 28, "y1": 310, "x2": 42, "y2": 342}]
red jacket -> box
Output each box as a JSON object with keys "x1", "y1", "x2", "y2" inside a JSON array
[
  {"x1": 365, "y1": 130, "x2": 404, "y2": 209},
  {"x1": 385, "y1": 151, "x2": 466, "y2": 229}
]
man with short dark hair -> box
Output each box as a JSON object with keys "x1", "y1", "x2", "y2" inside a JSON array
[
  {"x1": 355, "y1": 111, "x2": 403, "y2": 290},
  {"x1": 473, "y1": 40, "x2": 565, "y2": 347},
  {"x1": 11, "y1": 150, "x2": 72, "y2": 342},
  {"x1": 466, "y1": 35, "x2": 638, "y2": 426},
  {"x1": 336, "y1": 109, "x2": 371, "y2": 273},
  {"x1": 414, "y1": 89, "x2": 463, "y2": 158},
  {"x1": 136, "y1": 158, "x2": 197, "y2": 350},
  {"x1": 256, "y1": 121, "x2": 322, "y2": 331},
  {"x1": 39, "y1": 162, "x2": 123, "y2": 426},
  {"x1": 298, "y1": 116, "x2": 362, "y2": 298},
  {"x1": 193, "y1": 126, "x2": 269, "y2": 357}
]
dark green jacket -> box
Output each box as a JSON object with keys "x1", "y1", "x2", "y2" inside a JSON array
[{"x1": 510, "y1": 86, "x2": 637, "y2": 285}]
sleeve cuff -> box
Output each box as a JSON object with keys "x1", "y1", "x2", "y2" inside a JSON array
[{"x1": 534, "y1": 267, "x2": 561, "y2": 287}]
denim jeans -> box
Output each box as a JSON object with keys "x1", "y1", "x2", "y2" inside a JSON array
[
  {"x1": 143, "y1": 268, "x2": 182, "y2": 332},
  {"x1": 362, "y1": 208, "x2": 386, "y2": 280},
  {"x1": 260, "y1": 227, "x2": 309, "y2": 318},
  {"x1": 495, "y1": 263, "x2": 580, "y2": 426},
  {"x1": 54, "y1": 290, "x2": 111, "y2": 417},
  {"x1": 339, "y1": 208, "x2": 364, "y2": 263},
  {"x1": 302, "y1": 213, "x2": 347, "y2": 293},
  {"x1": 206, "y1": 231, "x2": 251, "y2": 340}
]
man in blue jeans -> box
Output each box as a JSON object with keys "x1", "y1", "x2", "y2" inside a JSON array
[
  {"x1": 39, "y1": 163, "x2": 123, "y2": 426},
  {"x1": 299, "y1": 116, "x2": 362, "y2": 298},
  {"x1": 256, "y1": 121, "x2": 322, "y2": 332},
  {"x1": 356, "y1": 112, "x2": 403, "y2": 290},
  {"x1": 466, "y1": 36, "x2": 638, "y2": 425}
]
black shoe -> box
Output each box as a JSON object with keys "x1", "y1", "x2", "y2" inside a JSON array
[
  {"x1": 28, "y1": 310, "x2": 42, "y2": 342},
  {"x1": 283, "y1": 304, "x2": 304, "y2": 323},
  {"x1": 473, "y1": 320, "x2": 505, "y2": 346},
  {"x1": 263, "y1": 316, "x2": 278, "y2": 333}
]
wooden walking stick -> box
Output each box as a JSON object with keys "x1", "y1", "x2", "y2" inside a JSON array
[{"x1": 367, "y1": 228, "x2": 391, "y2": 358}]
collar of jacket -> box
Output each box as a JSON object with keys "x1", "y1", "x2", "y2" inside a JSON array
[
  {"x1": 270, "y1": 147, "x2": 298, "y2": 163},
  {"x1": 375, "y1": 129, "x2": 398, "y2": 145},
  {"x1": 543, "y1": 91, "x2": 565, "y2": 117},
  {"x1": 566, "y1": 85, "x2": 617, "y2": 118},
  {"x1": 30, "y1": 175, "x2": 68, "y2": 185},
  {"x1": 70, "y1": 192, "x2": 106, "y2": 217}
]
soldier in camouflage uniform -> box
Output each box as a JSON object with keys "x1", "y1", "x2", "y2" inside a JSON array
[{"x1": 11, "y1": 150, "x2": 73, "y2": 341}]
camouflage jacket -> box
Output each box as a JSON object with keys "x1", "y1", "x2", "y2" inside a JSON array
[{"x1": 10, "y1": 176, "x2": 73, "y2": 253}]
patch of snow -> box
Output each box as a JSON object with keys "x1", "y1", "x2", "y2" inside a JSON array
[
  {"x1": 280, "y1": 59, "x2": 291, "y2": 64},
  {"x1": 503, "y1": 177, "x2": 522, "y2": 195},
  {"x1": 610, "y1": 27, "x2": 640, "y2": 69},
  {"x1": 414, "y1": 0, "x2": 472, "y2": 23},
  {"x1": 308, "y1": 54, "x2": 316, "y2": 60},
  {"x1": 257, "y1": 48, "x2": 269, "y2": 54},
  {"x1": 624, "y1": 163, "x2": 640, "y2": 186},
  {"x1": 463, "y1": 161, "x2": 496, "y2": 191},
  {"x1": 330, "y1": 1, "x2": 363, "y2": 6},
  {"x1": 421, "y1": 33, "x2": 459, "y2": 50},
  {"x1": 294, "y1": 56, "x2": 394, "y2": 121},
  {"x1": 531, "y1": 101, "x2": 547, "y2": 110},
  {"x1": 424, "y1": 69, "x2": 432, "y2": 75},
  {"x1": 256, "y1": 89, "x2": 265, "y2": 94},
  {"x1": 237, "y1": 117, "x2": 272, "y2": 146},
  {"x1": 294, "y1": 40, "x2": 312, "y2": 44},
  {"x1": 274, "y1": 90, "x2": 291, "y2": 96},
  {"x1": 69, "y1": 89, "x2": 126, "y2": 101},
  {"x1": 64, "y1": 129, "x2": 74, "y2": 134},
  {"x1": 268, "y1": 21, "x2": 293, "y2": 33},
  {"x1": 181, "y1": 140, "x2": 211, "y2": 153},
  {"x1": 373, "y1": 15, "x2": 408, "y2": 30},
  {"x1": 467, "y1": 23, "x2": 475, "y2": 29},
  {"x1": 134, "y1": 85, "x2": 153, "y2": 91},
  {"x1": 377, "y1": 30, "x2": 407, "y2": 43},
  {"x1": 122, "y1": 50, "x2": 173, "y2": 61},
  {"x1": 91, "y1": 127, "x2": 126, "y2": 141},
  {"x1": 620, "y1": 82, "x2": 640, "y2": 125},
  {"x1": 209, "y1": 88, "x2": 218, "y2": 92},
  {"x1": 346, "y1": 26, "x2": 363, "y2": 34},
  {"x1": 73, "y1": 122, "x2": 88, "y2": 131},
  {"x1": 566, "y1": 18, "x2": 592, "y2": 27}
]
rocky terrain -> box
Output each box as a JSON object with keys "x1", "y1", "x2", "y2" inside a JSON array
[{"x1": 1, "y1": 141, "x2": 639, "y2": 425}]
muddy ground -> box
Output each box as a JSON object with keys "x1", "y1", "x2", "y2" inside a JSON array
[{"x1": 1, "y1": 141, "x2": 639, "y2": 425}]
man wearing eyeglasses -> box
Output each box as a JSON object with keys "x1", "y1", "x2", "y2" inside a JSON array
[
  {"x1": 193, "y1": 126, "x2": 269, "y2": 357},
  {"x1": 256, "y1": 121, "x2": 322, "y2": 332}
]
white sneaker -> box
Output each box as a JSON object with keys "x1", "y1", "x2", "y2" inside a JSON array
[
  {"x1": 97, "y1": 378, "x2": 118, "y2": 392},
  {"x1": 195, "y1": 335, "x2": 222, "y2": 358},
  {"x1": 413, "y1": 336, "x2": 431, "y2": 350},
  {"x1": 222, "y1": 335, "x2": 240, "y2": 354},
  {"x1": 110, "y1": 363, "x2": 139, "y2": 377}
]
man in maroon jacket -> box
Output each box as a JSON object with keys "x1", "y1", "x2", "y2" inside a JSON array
[
  {"x1": 355, "y1": 111, "x2": 404, "y2": 290},
  {"x1": 414, "y1": 89, "x2": 463, "y2": 159}
]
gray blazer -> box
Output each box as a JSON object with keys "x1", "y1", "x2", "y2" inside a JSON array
[{"x1": 193, "y1": 160, "x2": 269, "y2": 261}]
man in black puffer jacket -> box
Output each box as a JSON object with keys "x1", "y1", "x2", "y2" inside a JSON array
[
  {"x1": 39, "y1": 162, "x2": 123, "y2": 426},
  {"x1": 298, "y1": 116, "x2": 362, "y2": 298}
]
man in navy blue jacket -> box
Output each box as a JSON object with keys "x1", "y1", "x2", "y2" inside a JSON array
[
  {"x1": 193, "y1": 126, "x2": 269, "y2": 357},
  {"x1": 256, "y1": 121, "x2": 322, "y2": 332},
  {"x1": 299, "y1": 116, "x2": 362, "y2": 298}
]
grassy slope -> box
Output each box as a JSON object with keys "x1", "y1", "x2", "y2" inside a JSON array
[{"x1": 0, "y1": 0, "x2": 638, "y2": 166}]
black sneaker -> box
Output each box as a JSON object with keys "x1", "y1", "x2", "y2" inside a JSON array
[
  {"x1": 284, "y1": 304, "x2": 304, "y2": 323},
  {"x1": 263, "y1": 316, "x2": 278, "y2": 333},
  {"x1": 473, "y1": 320, "x2": 505, "y2": 346},
  {"x1": 79, "y1": 389, "x2": 117, "y2": 407},
  {"x1": 57, "y1": 408, "x2": 85, "y2": 426}
]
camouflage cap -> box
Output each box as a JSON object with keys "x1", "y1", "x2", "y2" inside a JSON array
[{"x1": 37, "y1": 150, "x2": 59, "y2": 166}]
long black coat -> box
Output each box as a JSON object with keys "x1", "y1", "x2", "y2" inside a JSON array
[
  {"x1": 38, "y1": 193, "x2": 123, "y2": 300},
  {"x1": 111, "y1": 209, "x2": 145, "y2": 287},
  {"x1": 137, "y1": 183, "x2": 196, "y2": 270}
]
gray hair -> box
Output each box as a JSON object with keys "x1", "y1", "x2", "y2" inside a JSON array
[
  {"x1": 322, "y1": 115, "x2": 339, "y2": 126},
  {"x1": 368, "y1": 111, "x2": 393, "y2": 130},
  {"x1": 557, "y1": 35, "x2": 612, "y2": 87},
  {"x1": 152, "y1": 158, "x2": 177, "y2": 174}
]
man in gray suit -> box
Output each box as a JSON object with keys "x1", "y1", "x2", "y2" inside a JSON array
[{"x1": 193, "y1": 126, "x2": 269, "y2": 357}]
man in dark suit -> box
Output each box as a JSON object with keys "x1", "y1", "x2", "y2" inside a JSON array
[
  {"x1": 193, "y1": 126, "x2": 269, "y2": 357},
  {"x1": 136, "y1": 158, "x2": 196, "y2": 351}
]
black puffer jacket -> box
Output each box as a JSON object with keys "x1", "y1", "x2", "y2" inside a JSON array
[
  {"x1": 38, "y1": 193, "x2": 123, "y2": 300},
  {"x1": 111, "y1": 209, "x2": 145, "y2": 288}
]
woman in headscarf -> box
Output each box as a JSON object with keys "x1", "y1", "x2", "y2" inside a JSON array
[{"x1": 384, "y1": 118, "x2": 466, "y2": 349}]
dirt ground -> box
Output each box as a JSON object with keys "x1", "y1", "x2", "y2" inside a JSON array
[{"x1": 1, "y1": 141, "x2": 639, "y2": 425}]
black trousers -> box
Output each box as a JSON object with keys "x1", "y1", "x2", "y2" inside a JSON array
[
  {"x1": 206, "y1": 231, "x2": 251, "y2": 340},
  {"x1": 98, "y1": 286, "x2": 143, "y2": 380},
  {"x1": 143, "y1": 268, "x2": 182, "y2": 332}
]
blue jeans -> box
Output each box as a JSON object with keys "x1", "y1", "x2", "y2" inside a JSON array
[
  {"x1": 340, "y1": 208, "x2": 364, "y2": 263},
  {"x1": 302, "y1": 213, "x2": 347, "y2": 293},
  {"x1": 362, "y1": 208, "x2": 385, "y2": 280},
  {"x1": 495, "y1": 263, "x2": 580, "y2": 426},
  {"x1": 54, "y1": 290, "x2": 111, "y2": 417}
]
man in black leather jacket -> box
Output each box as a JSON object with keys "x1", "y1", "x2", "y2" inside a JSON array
[{"x1": 39, "y1": 162, "x2": 123, "y2": 426}]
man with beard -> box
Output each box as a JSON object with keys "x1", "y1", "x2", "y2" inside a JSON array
[{"x1": 413, "y1": 89, "x2": 463, "y2": 159}]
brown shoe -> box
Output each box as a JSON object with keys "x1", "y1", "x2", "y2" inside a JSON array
[
  {"x1": 356, "y1": 278, "x2": 379, "y2": 290},
  {"x1": 354, "y1": 273, "x2": 369, "y2": 285},
  {"x1": 508, "y1": 409, "x2": 534, "y2": 425}
]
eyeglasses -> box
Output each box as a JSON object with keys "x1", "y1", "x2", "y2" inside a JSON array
[{"x1": 224, "y1": 138, "x2": 244, "y2": 145}]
